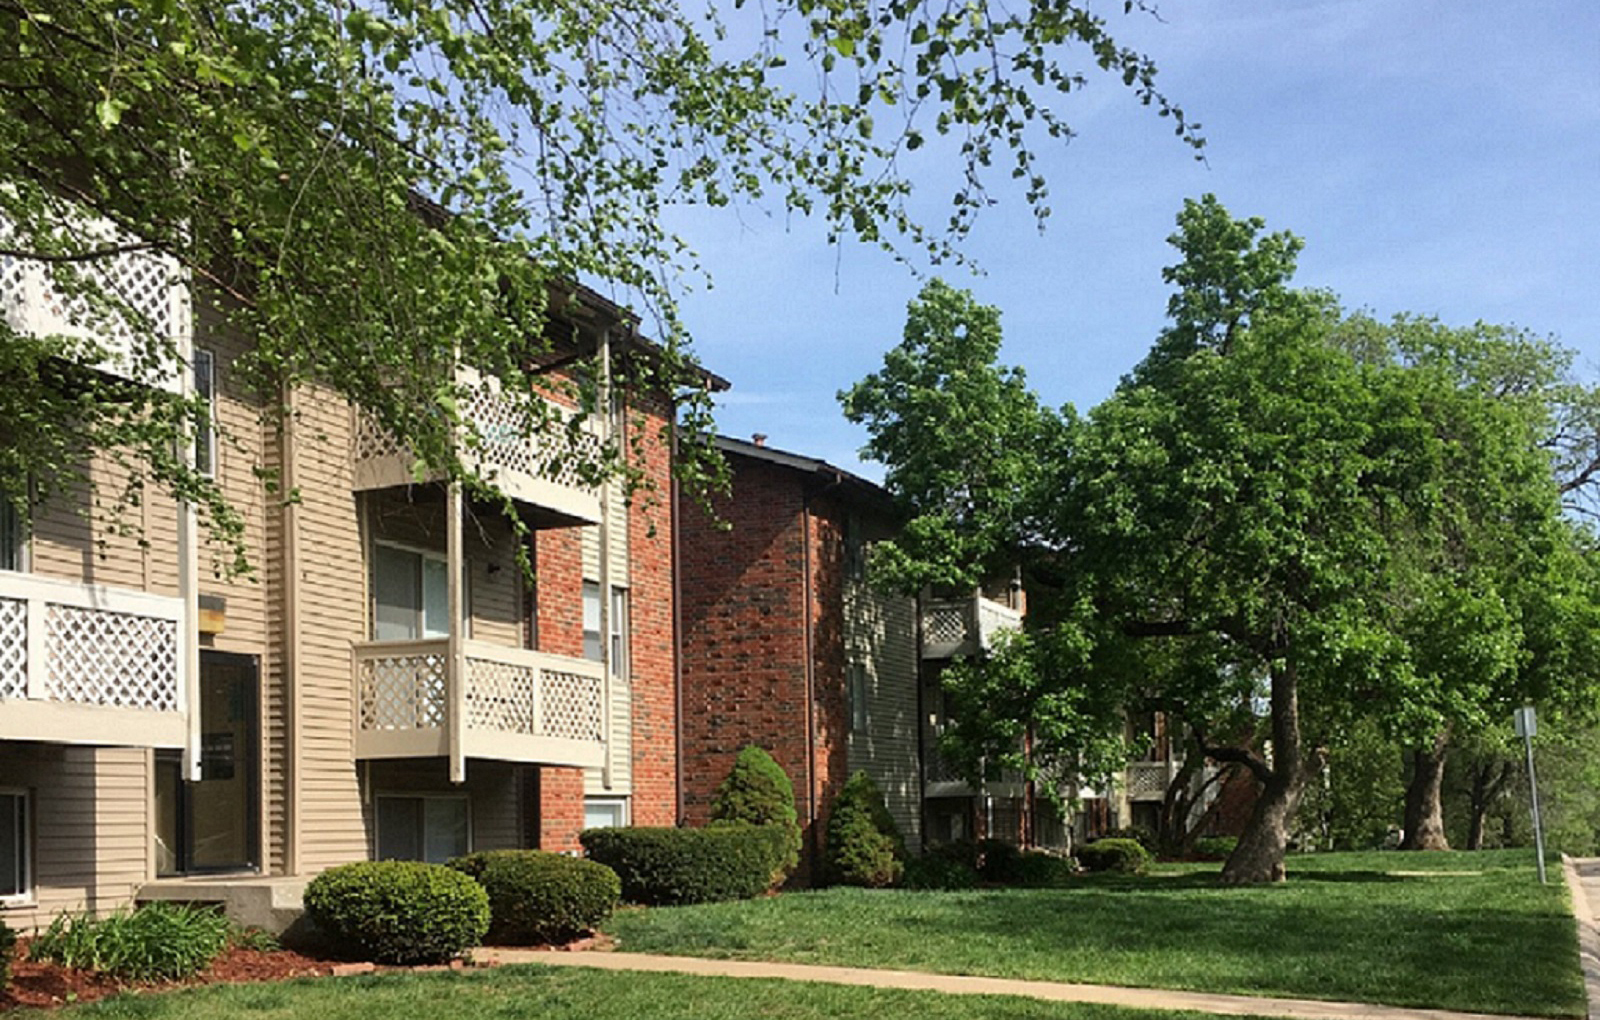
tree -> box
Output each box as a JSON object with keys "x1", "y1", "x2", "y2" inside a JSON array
[
  {"x1": 1, "y1": 0, "x2": 1200, "y2": 568},
  {"x1": 846, "y1": 195, "x2": 1594, "y2": 884},
  {"x1": 710, "y1": 745, "x2": 802, "y2": 879}
]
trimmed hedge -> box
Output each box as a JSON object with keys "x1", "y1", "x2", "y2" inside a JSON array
[
  {"x1": 1, "y1": 918, "x2": 15, "y2": 991},
  {"x1": 1077, "y1": 837, "x2": 1152, "y2": 874},
  {"x1": 1193, "y1": 835, "x2": 1239, "y2": 861},
  {"x1": 303, "y1": 861, "x2": 489, "y2": 964},
  {"x1": 710, "y1": 745, "x2": 802, "y2": 880},
  {"x1": 580, "y1": 824, "x2": 788, "y2": 905},
  {"x1": 1010, "y1": 850, "x2": 1077, "y2": 887},
  {"x1": 824, "y1": 771, "x2": 905, "y2": 887},
  {"x1": 448, "y1": 850, "x2": 620, "y2": 945},
  {"x1": 901, "y1": 852, "x2": 980, "y2": 890}
]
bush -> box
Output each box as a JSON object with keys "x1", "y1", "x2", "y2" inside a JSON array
[
  {"x1": 302, "y1": 861, "x2": 489, "y2": 964},
  {"x1": 973, "y1": 838, "x2": 1023, "y2": 883},
  {"x1": 28, "y1": 901, "x2": 233, "y2": 981},
  {"x1": 824, "y1": 771, "x2": 905, "y2": 887},
  {"x1": 710, "y1": 746, "x2": 802, "y2": 880},
  {"x1": 1010, "y1": 850, "x2": 1077, "y2": 888},
  {"x1": 1, "y1": 918, "x2": 15, "y2": 991},
  {"x1": 901, "y1": 852, "x2": 980, "y2": 890},
  {"x1": 448, "y1": 850, "x2": 619, "y2": 945},
  {"x1": 580, "y1": 824, "x2": 787, "y2": 905},
  {"x1": 1105, "y1": 825, "x2": 1157, "y2": 852},
  {"x1": 1076, "y1": 838, "x2": 1152, "y2": 874},
  {"x1": 1193, "y1": 835, "x2": 1239, "y2": 861}
]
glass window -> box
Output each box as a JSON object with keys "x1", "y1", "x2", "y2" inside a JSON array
[
  {"x1": 376, "y1": 794, "x2": 469, "y2": 864},
  {"x1": 193, "y1": 349, "x2": 216, "y2": 477},
  {"x1": 372, "y1": 544, "x2": 451, "y2": 641},
  {"x1": 582, "y1": 580, "x2": 602, "y2": 661},
  {"x1": 849, "y1": 662, "x2": 870, "y2": 732},
  {"x1": 609, "y1": 586, "x2": 629, "y2": 678},
  {"x1": 584, "y1": 798, "x2": 628, "y2": 831},
  {"x1": 0, "y1": 789, "x2": 30, "y2": 904}
]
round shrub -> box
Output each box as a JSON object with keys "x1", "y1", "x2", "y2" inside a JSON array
[
  {"x1": 1193, "y1": 835, "x2": 1239, "y2": 861},
  {"x1": 1105, "y1": 825, "x2": 1157, "y2": 853},
  {"x1": 448, "y1": 850, "x2": 619, "y2": 945},
  {"x1": 974, "y1": 838, "x2": 1023, "y2": 883},
  {"x1": 1076, "y1": 837, "x2": 1152, "y2": 875},
  {"x1": 824, "y1": 771, "x2": 905, "y2": 887},
  {"x1": 580, "y1": 824, "x2": 787, "y2": 905},
  {"x1": 710, "y1": 745, "x2": 802, "y2": 880},
  {"x1": 1010, "y1": 850, "x2": 1077, "y2": 888},
  {"x1": 303, "y1": 861, "x2": 489, "y2": 964},
  {"x1": 901, "y1": 852, "x2": 979, "y2": 891}
]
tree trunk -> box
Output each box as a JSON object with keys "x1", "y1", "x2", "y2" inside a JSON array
[
  {"x1": 1220, "y1": 664, "x2": 1308, "y2": 884},
  {"x1": 1466, "y1": 760, "x2": 1512, "y2": 851},
  {"x1": 1400, "y1": 735, "x2": 1450, "y2": 851}
]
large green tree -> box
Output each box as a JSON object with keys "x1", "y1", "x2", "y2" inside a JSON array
[{"x1": 0, "y1": 0, "x2": 1199, "y2": 568}]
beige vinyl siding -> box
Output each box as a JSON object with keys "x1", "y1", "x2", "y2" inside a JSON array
[
  {"x1": 582, "y1": 480, "x2": 631, "y2": 797},
  {"x1": 844, "y1": 581, "x2": 922, "y2": 846},
  {"x1": 285, "y1": 386, "x2": 367, "y2": 872},
  {"x1": 0, "y1": 742, "x2": 150, "y2": 934}
]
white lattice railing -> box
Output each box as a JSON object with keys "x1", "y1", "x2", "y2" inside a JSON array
[
  {"x1": 922, "y1": 596, "x2": 1023, "y2": 658},
  {"x1": 355, "y1": 638, "x2": 605, "y2": 761},
  {"x1": 0, "y1": 570, "x2": 185, "y2": 714},
  {"x1": 351, "y1": 370, "x2": 603, "y2": 521},
  {"x1": 0, "y1": 207, "x2": 189, "y2": 393},
  {"x1": 1125, "y1": 760, "x2": 1180, "y2": 801}
]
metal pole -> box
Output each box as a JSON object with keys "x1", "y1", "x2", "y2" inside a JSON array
[{"x1": 1524, "y1": 731, "x2": 1547, "y2": 885}]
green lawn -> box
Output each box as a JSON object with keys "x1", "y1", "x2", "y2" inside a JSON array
[
  {"x1": 27, "y1": 965, "x2": 1277, "y2": 1020},
  {"x1": 603, "y1": 849, "x2": 1583, "y2": 1017}
]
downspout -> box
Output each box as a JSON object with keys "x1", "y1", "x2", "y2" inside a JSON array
[
  {"x1": 282, "y1": 385, "x2": 301, "y2": 875},
  {"x1": 801, "y1": 492, "x2": 818, "y2": 869},
  {"x1": 671, "y1": 424, "x2": 685, "y2": 825}
]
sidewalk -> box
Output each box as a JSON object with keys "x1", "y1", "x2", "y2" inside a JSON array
[
  {"x1": 1563, "y1": 856, "x2": 1600, "y2": 1020},
  {"x1": 477, "y1": 947, "x2": 1551, "y2": 1020}
]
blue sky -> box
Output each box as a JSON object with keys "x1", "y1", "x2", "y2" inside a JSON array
[{"x1": 658, "y1": 1, "x2": 1600, "y2": 479}]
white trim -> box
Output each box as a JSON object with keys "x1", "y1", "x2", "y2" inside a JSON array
[{"x1": 0, "y1": 787, "x2": 32, "y2": 908}]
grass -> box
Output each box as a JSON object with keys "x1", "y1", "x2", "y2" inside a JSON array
[
  {"x1": 603, "y1": 848, "x2": 1584, "y2": 1017},
  {"x1": 23, "y1": 965, "x2": 1280, "y2": 1020}
]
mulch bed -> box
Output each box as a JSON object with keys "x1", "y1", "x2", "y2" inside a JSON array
[{"x1": 2, "y1": 941, "x2": 340, "y2": 1012}]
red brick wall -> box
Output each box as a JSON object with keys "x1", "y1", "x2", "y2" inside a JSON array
[
  {"x1": 533, "y1": 527, "x2": 584, "y2": 659},
  {"x1": 678, "y1": 456, "x2": 859, "y2": 881},
  {"x1": 537, "y1": 767, "x2": 587, "y2": 852},
  {"x1": 627, "y1": 394, "x2": 678, "y2": 827}
]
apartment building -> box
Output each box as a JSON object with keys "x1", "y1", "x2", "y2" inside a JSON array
[
  {"x1": 0, "y1": 234, "x2": 700, "y2": 931},
  {"x1": 676, "y1": 435, "x2": 1034, "y2": 878}
]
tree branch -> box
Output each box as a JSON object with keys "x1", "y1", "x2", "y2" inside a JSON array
[{"x1": 0, "y1": 242, "x2": 165, "y2": 263}]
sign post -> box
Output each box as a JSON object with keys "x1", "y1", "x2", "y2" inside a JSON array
[{"x1": 1513, "y1": 706, "x2": 1546, "y2": 885}]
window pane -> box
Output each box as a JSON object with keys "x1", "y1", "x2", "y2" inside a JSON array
[
  {"x1": 0, "y1": 500, "x2": 18, "y2": 572},
  {"x1": 584, "y1": 800, "x2": 625, "y2": 830},
  {"x1": 422, "y1": 557, "x2": 450, "y2": 638},
  {"x1": 376, "y1": 797, "x2": 422, "y2": 861},
  {"x1": 0, "y1": 793, "x2": 21, "y2": 897},
  {"x1": 582, "y1": 581, "x2": 602, "y2": 661},
  {"x1": 609, "y1": 587, "x2": 628, "y2": 677},
  {"x1": 373, "y1": 545, "x2": 421, "y2": 641},
  {"x1": 194, "y1": 349, "x2": 215, "y2": 477},
  {"x1": 423, "y1": 798, "x2": 469, "y2": 863}
]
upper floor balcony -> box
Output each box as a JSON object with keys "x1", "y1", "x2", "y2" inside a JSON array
[
  {"x1": 1, "y1": 211, "x2": 189, "y2": 393},
  {"x1": 1125, "y1": 759, "x2": 1182, "y2": 802},
  {"x1": 0, "y1": 570, "x2": 188, "y2": 748},
  {"x1": 351, "y1": 370, "x2": 603, "y2": 526},
  {"x1": 921, "y1": 595, "x2": 1023, "y2": 659},
  {"x1": 353, "y1": 639, "x2": 605, "y2": 770}
]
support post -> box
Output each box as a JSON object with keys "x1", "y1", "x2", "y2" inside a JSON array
[{"x1": 448, "y1": 482, "x2": 467, "y2": 784}]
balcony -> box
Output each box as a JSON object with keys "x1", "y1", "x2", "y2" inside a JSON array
[
  {"x1": 1125, "y1": 760, "x2": 1180, "y2": 802},
  {"x1": 0, "y1": 570, "x2": 188, "y2": 747},
  {"x1": 351, "y1": 371, "x2": 603, "y2": 526},
  {"x1": 353, "y1": 639, "x2": 605, "y2": 769},
  {"x1": 0, "y1": 213, "x2": 189, "y2": 393},
  {"x1": 921, "y1": 595, "x2": 1023, "y2": 659}
]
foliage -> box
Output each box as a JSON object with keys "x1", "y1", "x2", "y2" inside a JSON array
[
  {"x1": 1190, "y1": 836, "x2": 1238, "y2": 862},
  {"x1": 1295, "y1": 718, "x2": 1406, "y2": 851},
  {"x1": 0, "y1": 0, "x2": 1200, "y2": 571},
  {"x1": 447, "y1": 850, "x2": 620, "y2": 946},
  {"x1": 0, "y1": 917, "x2": 14, "y2": 991},
  {"x1": 709, "y1": 746, "x2": 802, "y2": 880},
  {"x1": 302, "y1": 861, "x2": 490, "y2": 965},
  {"x1": 824, "y1": 771, "x2": 906, "y2": 887},
  {"x1": 840, "y1": 279, "x2": 1064, "y2": 592},
  {"x1": 901, "y1": 851, "x2": 981, "y2": 891},
  {"x1": 1075, "y1": 838, "x2": 1151, "y2": 874},
  {"x1": 603, "y1": 850, "x2": 1581, "y2": 1016},
  {"x1": 27, "y1": 901, "x2": 234, "y2": 981},
  {"x1": 1009, "y1": 851, "x2": 1078, "y2": 888},
  {"x1": 1104, "y1": 826, "x2": 1157, "y2": 854},
  {"x1": 579, "y1": 824, "x2": 788, "y2": 906}
]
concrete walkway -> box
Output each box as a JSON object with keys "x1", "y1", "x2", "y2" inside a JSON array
[
  {"x1": 476, "y1": 947, "x2": 1550, "y2": 1020},
  {"x1": 1563, "y1": 856, "x2": 1600, "y2": 1020}
]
